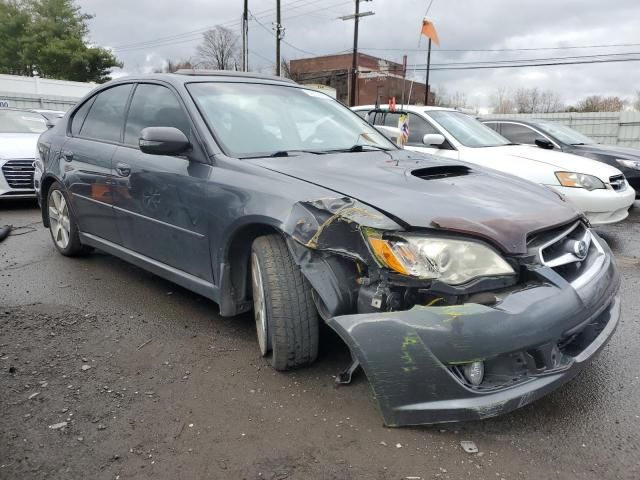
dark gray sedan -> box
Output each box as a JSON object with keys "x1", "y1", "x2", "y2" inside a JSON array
[{"x1": 36, "y1": 71, "x2": 620, "y2": 426}]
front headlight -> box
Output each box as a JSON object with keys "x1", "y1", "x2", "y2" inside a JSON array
[
  {"x1": 365, "y1": 231, "x2": 515, "y2": 285},
  {"x1": 616, "y1": 159, "x2": 640, "y2": 171},
  {"x1": 555, "y1": 171, "x2": 605, "y2": 190}
]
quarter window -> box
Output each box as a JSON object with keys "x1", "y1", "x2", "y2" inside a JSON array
[
  {"x1": 70, "y1": 97, "x2": 95, "y2": 136},
  {"x1": 79, "y1": 84, "x2": 133, "y2": 143},
  {"x1": 499, "y1": 123, "x2": 539, "y2": 145},
  {"x1": 124, "y1": 84, "x2": 191, "y2": 147}
]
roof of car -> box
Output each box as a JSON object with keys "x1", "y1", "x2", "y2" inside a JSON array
[
  {"x1": 109, "y1": 70, "x2": 297, "y2": 87},
  {"x1": 481, "y1": 118, "x2": 548, "y2": 126},
  {"x1": 353, "y1": 104, "x2": 457, "y2": 113}
]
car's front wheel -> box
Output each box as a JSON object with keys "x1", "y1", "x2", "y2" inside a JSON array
[
  {"x1": 47, "y1": 182, "x2": 91, "y2": 256},
  {"x1": 250, "y1": 234, "x2": 319, "y2": 371}
]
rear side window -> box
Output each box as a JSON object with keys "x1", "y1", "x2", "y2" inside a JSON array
[
  {"x1": 70, "y1": 97, "x2": 95, "y2": 136},
  {"x1": 483, "y1": 122, "x2": 501, "y2": 134},
  {"x1": 124, "y1": 84, "x2": 191, "y2": 147},
  {"x1": 80, "y1": 84, "x2": 133, "y2": 143},
  {"x1": 499, "y1": 123, "x2": 538, "y2": 145}
]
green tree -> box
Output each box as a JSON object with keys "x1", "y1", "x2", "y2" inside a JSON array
[{"x1": 0, "y1": 0, "x2": 121, "y2": 83}]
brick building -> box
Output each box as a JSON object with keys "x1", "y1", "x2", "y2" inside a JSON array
[{"x1": 289, "y1": 53, "x2": 433, "y2": 106}]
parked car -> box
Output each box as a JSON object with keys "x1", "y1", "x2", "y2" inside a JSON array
[
  {"x1": 0, "y1": 107, "x2": 52, "y2": 199},
  {"x1": 354, "y1": 105, "x2": 636, "y2": 225},
  {"x1": 481, "y1": 118, "x2": 640, "y2": 196},
  {"x1": 37, "y1": 72, "x2": 620, "y2": 426}
]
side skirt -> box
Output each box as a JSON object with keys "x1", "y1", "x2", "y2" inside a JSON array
[{"x1": 79, "y1": 232, "x2": 220, "y2": 303}]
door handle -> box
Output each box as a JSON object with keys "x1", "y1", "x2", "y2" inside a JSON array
[
  {"x1": 115, "y1": 163, "x2": 131, "y2": 177},
  {"x1": 62, "y1": 150, "x2": 74, "y2": 162}
]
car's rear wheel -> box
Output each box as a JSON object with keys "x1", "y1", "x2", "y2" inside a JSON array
[
  {"x1": 250, "y1": 234, "x2": 319, "y2": 371},
  {"x1": 47, "y1": 182, "x2": 91, "y2": 256}
]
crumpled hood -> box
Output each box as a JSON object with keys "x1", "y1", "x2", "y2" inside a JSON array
[
  {"x1": 0, "y1": 133, "x2": 40, "y2": 160},
  {"x1": 249, "y1": 150, "x2": 580, "y2": 254},
  {"x1": 473, "y1": 144, "x2": 623, "y2": 180}
]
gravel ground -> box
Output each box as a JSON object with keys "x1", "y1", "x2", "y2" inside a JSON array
[{"x1": 1, "y1": 200, "x2": 639, "y2": 480}]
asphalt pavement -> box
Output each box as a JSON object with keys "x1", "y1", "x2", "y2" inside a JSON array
[{"x1": 1, "y1": 199, "x2": 639, "y2": 480}]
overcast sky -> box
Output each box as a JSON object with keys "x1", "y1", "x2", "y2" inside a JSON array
[{"x1": 77, "y1": 0, "x2": 640, "y2": 111}]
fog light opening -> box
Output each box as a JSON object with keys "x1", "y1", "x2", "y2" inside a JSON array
[{"x1": 463, "y1": 361, "x2": 485, "y2": 386}]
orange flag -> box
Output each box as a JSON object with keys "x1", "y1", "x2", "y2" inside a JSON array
[{"x1": 421, "y1": 19, "x2": 440, "y2": 47}]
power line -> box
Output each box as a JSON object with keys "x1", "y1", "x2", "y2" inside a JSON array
[
  {"x1": 424, "y1": 57, "x2": 640, "y2": 71},
  {"x1": 249, "y1": 10, "x2": 319, "y2": 56},
  {"x1": 360, "y1": 42, "x2": 640, "y2": 53},
  {"x1": 406, "y1": 51, "x2": 640, "y2": 68},
  {"x1": 111, "y1": 0, "x2": 331, "y2": 52}
]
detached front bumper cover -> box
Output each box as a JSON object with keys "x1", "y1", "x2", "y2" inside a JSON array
[{"x1": 327, "y1": 233, "x2": 620, "y2": 426}]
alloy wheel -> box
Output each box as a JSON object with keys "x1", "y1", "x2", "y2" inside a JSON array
[
  {"x1": 251, "y1": 252, "x2": 269, "y2": 356},
  {"x1": 49, "y1": 190, "x2": 71, "y2": 249}
]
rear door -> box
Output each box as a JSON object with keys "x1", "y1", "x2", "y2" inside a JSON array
[
  {"x1": 110, "y1": 82, "x2": 213, "y2": 282},
  {"x1": 62, "y1": 84, "x2": 133, "y2": 243}
]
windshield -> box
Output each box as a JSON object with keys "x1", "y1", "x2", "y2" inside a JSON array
[
  {"x1": 427, "y1": 110, "x2": 511, "y2": 148},
  {"x1": 535, "y1": 121, "x2": 595, "y2": 145},
  {"x1": 187, "y1": 82, "x2": 395, "y2": 157},
  {"x1": 0, "y1": 109, "x2": 47, "y2": 134}
]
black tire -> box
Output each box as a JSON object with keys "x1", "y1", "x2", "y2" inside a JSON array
[
  {"x1": 47, "y1": 181, "x2": 92, "y2": 257},
  {"x1": 251, "y1": 234, "x2": 319, "y2": 370}
]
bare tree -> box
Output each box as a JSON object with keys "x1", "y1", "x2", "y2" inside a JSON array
[
  {"x1": 280, "y1": 57, "x2": 294, "y2": 79},
  {"x1": 433, "y1": 86, "x2": 467, "y2": 109},
  {"x1": 491, "y1": 87, "x2": 515, "y2": 114},
  {"x1": 512, "y1": 87, "x2": 564, "y2": 113},
  {"x1": 514, "y1": 87, "x2": 540, "y2": 113},
  {"x1": 197, "y1": 26, "x2": 239, "y2": 70},
  {"x1": 153, "y1": 58, "x2": 196, "y2": 73},
  {"x1": 574, "y1": 95, "x2": 627, "y2": 112},
  {"x1": 634, "y1": 89, "x2": 640, "y2": 111}
]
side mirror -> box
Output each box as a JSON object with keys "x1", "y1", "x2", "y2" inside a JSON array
[
  {"x1": 534, "y1": 138, "x2": 554, "y2": 149},
  {"x1": 139, "y1": 127, "x2": 190, "y2": 155},
  {"x1": 423, "y1": 133, "x2": 446, "y2": 146}
]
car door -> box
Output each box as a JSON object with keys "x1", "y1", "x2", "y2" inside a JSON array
[
  {"x1": 110, "y1": 82, "x2": 213, "y2": 283},
  {"x1": 379, "y1": 111, "x2": 459, "y2": 159},
  {"x1": 62, "y1": 84, "x2": 133, "y2": 243}
]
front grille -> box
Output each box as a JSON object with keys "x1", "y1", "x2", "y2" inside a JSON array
[
  {"x1": 609, "y1": 174, "x2": 626, "y2": 191},
  {"x1": 2, "y1": 159, "x2": 35, "y2": 190},
  {"x1": 528, "y1": 221, "x2": 590, "y2": 268}
]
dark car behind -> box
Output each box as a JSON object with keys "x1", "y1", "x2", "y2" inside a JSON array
[{"x1": 482, "y1": 118, "x2": 640, "y2": 196}]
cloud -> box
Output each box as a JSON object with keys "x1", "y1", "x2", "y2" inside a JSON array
[{"x1": 77, "y1": 0, "x2": 640, "y2": 108}]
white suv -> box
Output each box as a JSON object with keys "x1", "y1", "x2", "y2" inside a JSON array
[{"x1": 0, "y1": 108, "x2": 51, "y2": 199}]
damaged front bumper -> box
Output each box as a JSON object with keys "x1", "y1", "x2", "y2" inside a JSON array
[{"x1": 327, "y1": 232, "x2": 620, "y2": 426}]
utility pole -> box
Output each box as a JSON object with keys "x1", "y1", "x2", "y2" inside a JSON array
[
  {"x1": 424, "y1": 38, "x2": 432, "y2": 105},
  {"x1": 350, "y1": 0, "x2": 359, "y2": 106},
  {"x1": 339, "y1": 1, "x2": 374, "y2": 106},
  {"x1": 275, "y1": 0, "x2": 283, "y2": 76},
  {"x1": 242, "y1": 0, "x2": 248, "y2": 72}
]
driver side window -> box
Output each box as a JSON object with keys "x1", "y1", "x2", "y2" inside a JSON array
[
  {"x1": 124, "y1": 84, "x2": 191, "y2": 147},
  {"x1": 499, "y1": 123, "x2": 539, "y2": 145},
  {"x1": 383, "y1": 112, "x2": 438, "y2": 147}
]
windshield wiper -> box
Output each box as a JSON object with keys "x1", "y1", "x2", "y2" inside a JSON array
[
  {"x1": 240, "y1": 149, "x2": 325, "y2": 159},
  {"x1": 326, "y1": 144, "x2": 393, "y2": 153}
]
